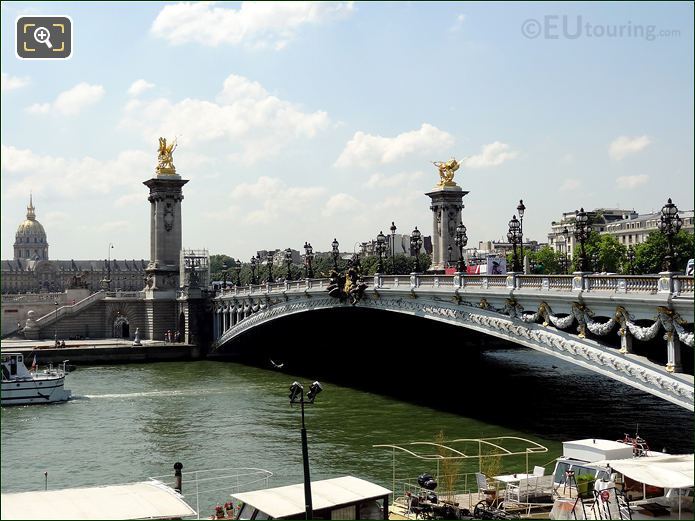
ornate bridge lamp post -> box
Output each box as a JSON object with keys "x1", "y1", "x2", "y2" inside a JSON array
[
  {"x1": 266, "y1": 252, "x2": 274, "y2": 283},
  {"x1": 574, "y1": 208, "x2": 590, "y2": 272},
  {"x1": 331, "y1": 238, "x2": 340, "y2": 271},
  {"x1": 376, "y1": 231, "x2": 387, "y2": 273},
  {"x1": 234, "y1": 259, "x2": 242, "y2": 286},
  {"x1": 658, "y1": 198, "x2": 683, "y2": 272},
  {"x1": 454, "y1": 222, "x2": 467, "y2": 273},
  {"x1": 626, "y1": 246, "x2": 636, "y2": 275},
  {"x1": 284, "y1": 248, "x2": 293, "y2": 281},
  {"x1": 221, "y1": 261, "x2": 229, "y2": 289},
  {"x1": 303, "y1": 242, "x2": 314, "y2": 279},
  {"x1": 389, "y1": 221, "x2": 397, "y2": 273},
  {"x1": 410, "y1": 227, "x2": 423, "y2": 273},
  {"x1": 250, "y1": 255, "x2": 258, "y2": 285},
  {"x1": 517, "y1": 200, "x2": 526, "y2": 272},
  {"x1": 289, "y1": 381, "x2": 323, "y2": 520},
  {"x1": 562, "y1": 226, "x2": 570, "y2": 274},
  {"x1": 507, "y1": 215, "x2": 521, "y2": 272}
]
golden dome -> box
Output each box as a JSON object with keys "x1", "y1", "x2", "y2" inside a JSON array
[{"x1": 16, "y1": 218, "x2": 46, "y2": 236}]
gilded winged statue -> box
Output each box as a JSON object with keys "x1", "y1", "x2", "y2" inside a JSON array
[
  {"x1": 156, "y1": 137, "x2": 177, "y2": 174},
  {"x1": 433, "y1": 158, "x2": 460, "y2": 187}
]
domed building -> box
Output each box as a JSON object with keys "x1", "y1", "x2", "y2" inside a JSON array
[
  {"x1": 2, "y1": 195, "x2": 147, "y2": 294},
  {"x1": 14, "y1": 195, "x2": 48, "y2": 261}
]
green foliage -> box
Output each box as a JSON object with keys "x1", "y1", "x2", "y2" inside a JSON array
[
  {"x1": 210, "y1": 254, "x2": 235, "y2": 282},
  {"x1": 531, "y1": 246, "x2": 560, "y2": 274},
  {"x1": 634, "y1": 230, "x2": 694, "y2": 274}
]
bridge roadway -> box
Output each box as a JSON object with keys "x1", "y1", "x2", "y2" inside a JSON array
[{"x1": 210, "y1": 273, "x2": 694, "y2": 411}]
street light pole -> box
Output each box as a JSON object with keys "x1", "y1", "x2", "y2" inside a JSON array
[
  {"x1": 658, "y1": 198, "x2": 683, "y2": 272},
  {"x1": 376, "y1": 231, "x2": 386, "y2": 273},
  {"x1": 289, "y1": 381, "x2": 323, "y2": 520},
  {"x1": 455, "y1": 222, "x2": 467, "y2": 273},
  {"x1": 54, "y1": 300, "x2": 59, "y2": 345},
  {"x1": 390, "y1": 221, "x2": 397, "y2": 274},
  {"x1": 517, "y1": 200, "x2": 526, "y2": 273},
  {"x1": 331, "y1": 239, "x2": 340, "y2": 271},
  {"x1": 250, "y1": 255, "x2": 258, "y2": 285},
  {"x1": 562, "y1": 226, "x2": 570, "y2": 274},
  {"x1": 267, "y1": 252, "x2": 274, "y2": 283},
  {"x1": 410, "y1": 227, "x2": 423, "y2": 273},
  {"x1": 507, "y1": 215, "x2": 521, "y2": 272},
  {"x1": 285, "y1": 248, "x2": 293, "y2": 280},
  {"x1": 574, "y1": 208, "x2": 589, "y2": 272},
  {"x1": 304, "y1": 242, "x2": 314, "y2": 278}
]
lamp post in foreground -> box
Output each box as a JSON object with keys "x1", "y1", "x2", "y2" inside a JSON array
[{"x1": 289, "y1": 380, "x2": 323, "y2": 520}]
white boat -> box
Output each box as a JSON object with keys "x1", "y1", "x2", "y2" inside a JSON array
[{"x1": 1, "y1": 352, "x2": 71, "y2": 406}]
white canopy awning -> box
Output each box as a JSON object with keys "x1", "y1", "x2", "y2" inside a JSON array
[
  {"x1": 231, "y1": 476, "x2": 391, "y2": 519},
  {"x1": 594, "y1": 454, "x2": 694, "y2": 489},
  {"x1": 0, "y1": 480, "x2": 197, "y2": 520}
]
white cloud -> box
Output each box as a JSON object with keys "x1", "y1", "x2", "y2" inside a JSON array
[
  {"x1": 228, "y1": 176, "x2": 326, "y2": 224},
  {"x1": 99, "y1": 220, "x2": 130, "y2": 232},
  {"x1": 120, "y1": 74, "x2": 329, "y2": 164},
  {"x1": 335, "y1": 124, "x2": 454, "y2": 168},
  {"x1": 364, "y1": 171, "x2": 423, "y2": 189},
  {"x1": 462, "y1": 141, "x2": 518, "y2": 168},
  {"x1": 322, "y1": 193, "x2": 361, "y2": 216},
  {"x1": 559, "y1": 179, "x2": 581, "y2": 192},
  {"x1": 0, "y1": 144, "x2": 150, "y2": 199},
  {"x1": 114, "y1": 193, "x2": 144, "y2": 208},
  {"x1": 609, "y1": 135, "x2": 651, "y2": 160},
  {"x1": 128, "y1": 79, "x2": 155, "y2": 96},
  {"x1": 1, "y1": 72, "x2": 29, "y2": 92},
  {"x1": 450, "y1": 14, "x2": 465, "y2": 32},
  {"x1": 26, "y1": 82, "x2": 105, "y2": 116},
  {"x1": 151, "y1": 1, "x2": 354, "y2": 49},
  {"x1": 616, "y1": 175, "x2": 649, "y2": 189}
]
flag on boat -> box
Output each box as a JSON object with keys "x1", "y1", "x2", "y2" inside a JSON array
[{"x1": 31, "y1": 355, "x2": 37, "y2": 371}]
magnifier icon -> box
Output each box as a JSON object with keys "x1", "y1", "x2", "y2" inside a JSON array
[{"x1": 33, "y1": 26, "x2": 53, "y2": 49}]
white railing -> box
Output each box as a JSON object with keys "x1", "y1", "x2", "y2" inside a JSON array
[
  {"x1": 105, "y1": 291, "x2": 145, "y2": 299},
  {"x1": 34, "y1": 291, "x2": 106, "y2": 324}
]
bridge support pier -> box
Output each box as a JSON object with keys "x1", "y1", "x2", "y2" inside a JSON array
[{"x1": 666, "y1": 332, "x2": 682, "y2": 373}]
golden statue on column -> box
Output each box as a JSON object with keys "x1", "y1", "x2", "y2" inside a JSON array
[
  {"x1": 433, "y1": 158, "x2": 460, "y2": 187},
  {"x1": 156, "y1": 137, "x2": 177, "y2": 175}
]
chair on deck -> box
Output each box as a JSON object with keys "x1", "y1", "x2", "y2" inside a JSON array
[
  {"x1": 533, "y1": 466, "x2": 545, "y2": 477},
  {"x1": 475, "y1": 472, "x2": 493, "y2": 500}
]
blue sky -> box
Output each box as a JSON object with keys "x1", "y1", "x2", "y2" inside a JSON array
[{"x1": 1, "y1": 1, "x2": 693, "y2": 261}]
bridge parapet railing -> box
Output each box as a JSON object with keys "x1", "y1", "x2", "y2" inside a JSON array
[
  {"x1": 487, "y1": 275, "x2": 507, "y2": 287},
  {"x1": 674, "y1": 276, "x2": 694, "y2": 295},
  {"x1": 516, "y1": 275, "x2": 545, "y2": 289},
  {"x1": 547, "y1": 276, "x2": 573, "y2": 290},
  {"x1": 586, "y1": 276, "x2": 619, "y2": 292},
  {"x1": 623, "y1": 276, "x2": 659, "y2": 294}
]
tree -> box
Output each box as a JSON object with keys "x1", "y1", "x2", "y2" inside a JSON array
[
  {"x1": 533, "y1": 246, "x2": 560, "y2": 274},
  {"x1": 594, "y1": 235, "x2": 626, "y2": 273},
  {"x1": 634, "y1": 230, "x2": 695, "y2": 274},
  {"x1": 210, "y1": 254, "x2": 235, "y2": 282}
]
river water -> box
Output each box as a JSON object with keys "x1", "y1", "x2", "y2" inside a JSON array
[{"x1": 2, "y1": 344, "x2": 692, "y2": 516}]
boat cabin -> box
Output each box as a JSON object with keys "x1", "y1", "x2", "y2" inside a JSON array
[
  {"x1": 1, "y1": 353, "x2": 31, "y2": 381},
  {"x1": 230, "y1": 476, "x2": 391, "y2": 520}
]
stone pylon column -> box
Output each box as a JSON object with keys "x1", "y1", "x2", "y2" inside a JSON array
[
  {"x1": 142, "y1": 138, "x2": 188, "y2": 340},
  {"x1": 425, "y1": 161, "x2": 468, "y2": 271}
]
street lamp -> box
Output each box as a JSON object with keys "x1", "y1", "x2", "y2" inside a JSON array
[
  {"x1": 658, "y1": 198, "x2": 683, "y2": 272},
  {"x1": 517, "y1": 200, "x2": 526, "y2": 272},
  {"x1": 54, "y1": 300, "x2": 59, "y2": 344},
  {"x1": 250, "y1": 255, "x2": 258, "y2": 285},
  {"x1": 410, "y1": 227, "x2": 423, "y2": 273},
  {"x1": 562, "y1": 226, "x2": 570, "y2": 274},
  {"x1": 289, "y1": 380, "x2": 323, "y2": 520},
  {"x1": 284, "y1": 248, "x2": 293, "y2": 280},
  {"x1": 234, "y1": 259, "x2": 242, "y2": 286},
  {"x1": 222, "y1": 261, "x2": 229, "y2": 289},
  {"x1": 331, "y1": 238, "x2": 340, "y2": 270},
  {"x1": 267, "y1": 251, "x2": 274, "y2": 283},
  {"x1": 574, "y1": 208, "x2": 589, "y2": 272},
  {"x1": 304, "y1": 242, "x2": 314, "y2": 279},
  {"x1": 390, "y1": 221, "x2": 397, "y2": 273},
  {"x1": 376, "y1": 231, "x2": 387, "y2": 273},
  {"x1": 454, "y1": 222, "x2": 467, "y2": 273},
  {"x1": 507, "y1": 215, "x2": 522, "y2": 272},
  {"x1": 626, "y1": 246, "x2": 636, "y2": 275}
]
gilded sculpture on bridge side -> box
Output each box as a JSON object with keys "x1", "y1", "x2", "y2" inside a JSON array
[
  {"x1": 156, "y1": 137, "x2": 177, "y2": 175},
  {"x1": 432, "y1": 158, "x2": 460, "y2": 187}
]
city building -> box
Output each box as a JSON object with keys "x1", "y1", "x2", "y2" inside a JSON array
[
  {"x1": 548, "y1": 207, "x2": 694, "y2": 255},
  {"x1": 1, "y1": 196, "x2": 147, "y2": 294}
]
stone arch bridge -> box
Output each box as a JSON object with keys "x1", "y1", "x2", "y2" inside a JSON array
[{"x1": 212, "y1": 272, "x2": 694, "y2": 411}]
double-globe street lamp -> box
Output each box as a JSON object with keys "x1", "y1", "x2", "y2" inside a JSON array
[
  {"x1": 454, "y1": 222, "x2": 467, "y2": 273},
  {"x1": 375, "y1": 231, "x2": 387, "y2": 273},
  {"x1": 626, "y1": 246, "x2": 636, "y2": 275},
  {"x1": 658, "y1": 198, "x2": 683, "y2": 272},
  {"x1": 284, "y1": 248, "x2": 293, "y2": 280},
  {"x1": 303, "y1": 242, "x2": 314, "y2": 279},
  {"x1": 266, "y1": 251, "x2": 274, "y2": 283},
  {"x1": 234, "y1": 259, "x2": 242, "y2": 286},
  {"x1": 289, "y1": 380, "x2": 323, "y2": 520},
  {"x1": 390, "y1": 221, "x2": 397, "y2": 273},
  {"x1": 507, "y1": 215, "x2": 522, "y2": 272},
  {"x1": 574, "y1": 208, "x2": 590, "y2": 272},
  {"x1": 410, "y1": 227, "x2": 423, "y2": 273},
  {"x1": 562, "y1": 226, "x2": 571, "y2": 274},
  {"x1": 250, "y1": 255, "x2": 259, "y2": 285},
  {"x1": 331, "y1": 238, "x2": 340, "y2": 271},
  {"x1": 517, "y1": 200, "x2": 526, "y2": 272}
]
